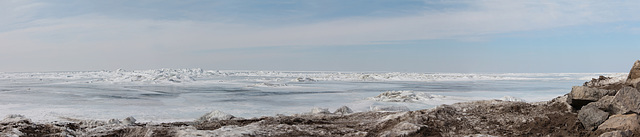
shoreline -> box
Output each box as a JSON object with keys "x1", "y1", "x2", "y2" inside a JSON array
[{"x1": 3, "y1": 61, "x2": 640, "y2": 136}]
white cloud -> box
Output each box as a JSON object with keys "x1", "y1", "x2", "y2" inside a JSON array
[
  {"x1": 1, "y1": 0, "x2": 639, "y2": 71},
  {"x1": 3, "y1": 1, "x2": 638, "y2": 50}
]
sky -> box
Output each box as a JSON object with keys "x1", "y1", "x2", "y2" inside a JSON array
[{"x1": 1, "y1": 0, "x2": 640, "y2": 73}]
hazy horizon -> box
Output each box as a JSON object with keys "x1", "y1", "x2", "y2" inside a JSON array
[{"x1": 2, "y1": 1, "x2": 640, "y2": 73}]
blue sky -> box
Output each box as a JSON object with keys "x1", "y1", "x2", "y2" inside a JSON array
[{"x1": 1, "y1": 0, "x2": 640, "y2": 73}]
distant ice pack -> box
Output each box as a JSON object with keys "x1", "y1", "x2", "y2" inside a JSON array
[{"x1": 0, "y1": 68, "x2": 627, "y2": 84}]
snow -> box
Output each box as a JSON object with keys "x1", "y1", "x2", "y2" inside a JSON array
[
  {"x1": 334, "y1": 106, "x2": 354, "y2": 115},
  {"x1": 247, "y1": 83, "x2": 289, "y2": 87},
  {"x1": 0, "y1": 114, "x2": 28, "y2": 124},
  {"x1": 123, "y1": 116, "x2": 137, "y2": 125},
  {"x1": 499, "y1": 96, "x2": 526, "y2": 102},
  {"x1": 310, "y1": 107, "x2": 331, "y2": 114},
  {"x1": 367, "y1": 90, "x2": 446, "y2": 103},
  {"x1": 0, "y1": 69, "x2": 622, "y2": 83},
  {"x1": 198, "y1": 110, "x2": 235, "y2": 122},
  {"x1": 0, "y1": 69, "x2": 620, "y2": 123}
]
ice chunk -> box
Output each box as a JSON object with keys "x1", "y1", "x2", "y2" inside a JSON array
[
  {"x1": 294, "y1": 77, "x2": 317, "y2": 82},
  {"x1": 499, "y1": 96, "x2": 526, "y2": 102},
  {"x1": 123, "y1": 116, "x2": 137, "y2": 125},
  {"x1": 108, "y1": 119, "x2": 121, "y2": 125},
  {"x1": 198, "y1": 110, "x2": 235, "y2": 122},
  {"x1": 334, "y1": 106, "x2": 353, "y2": 115},
  {"x1": 1, "y1": 114, "x2": 29, "y2": 124},
  {"x1": 367, "y1": 90, "x2": 445, "y2": 102},
  {"x1": 248, "y1": 83, "x2": 288, "y2": 87},
  {"x1": 310, "y1": 107, "x2": 331, "y2": 114}
]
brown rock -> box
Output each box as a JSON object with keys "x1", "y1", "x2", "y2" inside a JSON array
[
  {"x1": 627, "y1": 60, "x2": 640, "y2": 84},
  {"x1": 578, "y1": 105, "x2": 609, "y2": 130},
  {"x1": 597, "y1": 114, "x2": 640, "y2": 131},
  {"x1": 584, "y1": 76, "x2": 626, "y2": 90},
  {"x1": 613, "y1": 86, "x2": 640, "y2": 114},
  {"x1": 583, "y1": 96, "x2": 623, "y2": 115},
  {"x1": 568, "y1": 86, "x2": 617, "y2": 109},
  {"x1": 599, "y1": 130, "x2": 633, "y2": 137}
]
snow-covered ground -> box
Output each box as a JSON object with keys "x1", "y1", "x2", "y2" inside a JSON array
[{"x1": 0, "y1": 69, "x2": 627, "y2": 123}]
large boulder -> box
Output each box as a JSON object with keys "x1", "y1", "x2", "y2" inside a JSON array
[
  {"x1": 597, "y1": 114, "x2": 640, "y2": 132},
  {"x1": 627, "y1": 60, "x2": 640, "y2": 84},
  {"x1": 567, "y1": 86, "x2": 616, "y2": 109},
  {"x1": 578, "y1": 105, "x2": 609, "y2": 130},
  {"x1": 612, "y1": 86, "x2": 640, "y2": 114},
  {"x1": 583, "y1": 96, "x2": 622, "y2": 115}
]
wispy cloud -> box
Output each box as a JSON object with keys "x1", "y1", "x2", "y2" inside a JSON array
[
  {"x1": 3, "y1": 1, "x2": 638, "y2": 50},
  {"x1": 1, "y1": 0, "x2": 639, "y2": 72}
]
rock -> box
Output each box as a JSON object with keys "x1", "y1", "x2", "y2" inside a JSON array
[
  {"x1": 584, "y1": 75, "x2": 626, "y2": 90},
  {"x1": 311, "y1": 107, "x2": 331, "y2": 114},
  {"x1": 198, "y1": 110, "x2": 234, "y2": 122},
  {"x1": 627, "y1": 60, "x2": 640, "y2": 84},
  {"x1": 583, "y1": 96, "x2": 622, "y2": 115},
  {"x1": 334, "y1": 106, "x2": 353, "y2": 115},
  {"x1": 612, "y1": 86, "x2": 640, "y2": 114},
  {"x1": 578, "y1": 105, "x2": 609, "y2": 130},
  {"x1": 379, "y1": 122, "x2": 423, "y2": 136},
  {"x1": 549, "y1": 95, "x2": 573, "y2": 112},
  {"x1": 568, "y1": 86, "x2": 617, "y2": 109},
  {"x1": 123, "y1": 116, "x2": 136, "y2": 125},
  {"x1": 371, "y1": 105, "x2": 410, "y2": 112},
  {"x1": 597, "y1": 114, "x2": 640, "y2": 132},
  {"x1": 0, "y1": 98, "x2": 583, "y2": 137},
  {"x1": 599, "y1": 130, "x2": 633, "y2": 137}
]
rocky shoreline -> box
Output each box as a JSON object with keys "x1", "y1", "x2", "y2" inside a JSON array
[{"x1": 4, "y1": 61, "x2": 640, "y2": 137}]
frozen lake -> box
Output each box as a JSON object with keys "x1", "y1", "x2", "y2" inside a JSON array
[{"x1": 0, "y1": 69, "x2": 625, "y2": 122}]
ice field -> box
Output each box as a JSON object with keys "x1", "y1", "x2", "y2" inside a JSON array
[{"x1": 0, "y1": 69, "x2": 626, "y2": 122}]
